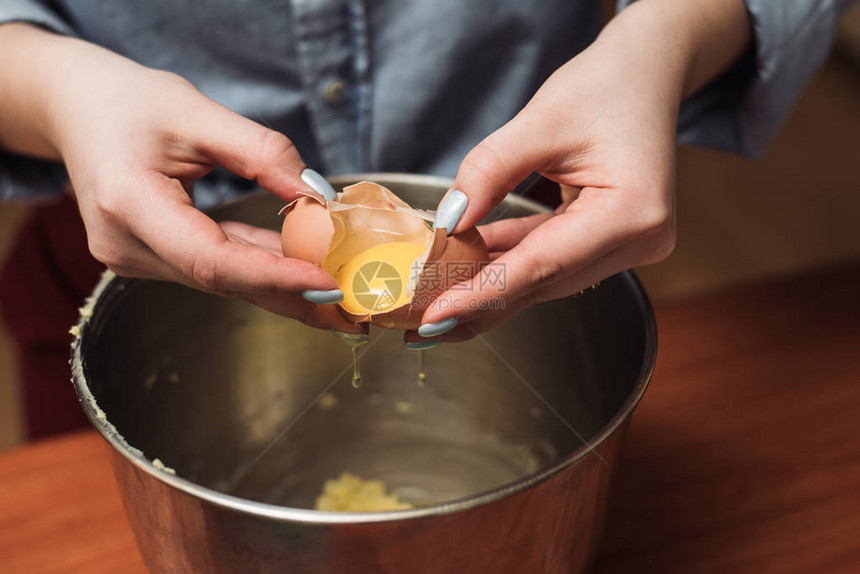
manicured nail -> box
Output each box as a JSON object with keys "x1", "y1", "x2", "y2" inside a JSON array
[
  {"x1": 302, "y1": 289, "x2": 343, "y2": 304},
  {"x1": 329, "y1": 329, "x2": 368, "y2": 347},
  {"x1": 405, "y1": 341, "x2": 443, "y2": 351},
  {"x1": 433, "y1": 190, "x2": 468, "y2": 236},
  {"x1": 301, "y1": 168, "x2": 337, "y2": 200},
  {"x1": 418, "y1": 317, "x2": 459, "y2": 338}
]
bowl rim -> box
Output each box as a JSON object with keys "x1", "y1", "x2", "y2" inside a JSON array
[{"x1": 70, "y1": 172, "x2": 657, "y2": 525}]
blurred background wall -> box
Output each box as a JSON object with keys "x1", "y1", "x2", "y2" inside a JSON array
[
  {"x1": 639, "y1": 4, "x2": 860, "y2": 298},
  {"x1": 1, "y1": 4, "x2": 859, "y2": 449}
]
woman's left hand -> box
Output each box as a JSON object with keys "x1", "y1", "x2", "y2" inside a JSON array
[{"x1": 407, "y1": 0, "x2": 751, "y2": 343}]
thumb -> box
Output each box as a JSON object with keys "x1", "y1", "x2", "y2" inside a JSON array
[
  {"x1": 436, "y1": 117, "x2": 550, "y2": 234},
  {"x1": 189, "y1": 101, "x2": 336, "y2": 202}
]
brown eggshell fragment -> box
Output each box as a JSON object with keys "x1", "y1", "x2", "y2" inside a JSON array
[{"x1": 280, "y1": 193, "x2": 334, "y2": 266}]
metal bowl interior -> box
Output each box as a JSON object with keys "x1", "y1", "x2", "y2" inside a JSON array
[{"x1": 72, "y1": 173, "x2": 656, "y2": 523}]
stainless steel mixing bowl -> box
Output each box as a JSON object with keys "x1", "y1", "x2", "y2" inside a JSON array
[{"x1": 71, "y1": 173, "x2": 656, "y2": 573}]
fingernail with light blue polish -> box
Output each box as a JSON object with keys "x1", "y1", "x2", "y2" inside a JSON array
[
  {"x1": 301, "y1": 168, "x2": 337, "y2": 200},
  {"x1": 302, "y1": 289, "x2": 343, "y2": 304},
  {"x1": 405, "y1": 341, "x2": 443, "y2": 351},
  {"x1": 433, "y1": 190, "x2": 468, "y2": 236},
  {"x1": 418, "y1": 317, "x2": 459, "y2": 338}
]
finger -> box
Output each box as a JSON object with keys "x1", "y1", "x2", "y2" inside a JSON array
[
  {"x1": 516, "y1": 251, "x2": 625, "y2": 304},
  {"x1": 219, "y1": 221, "x2": 284, "y2": 256},
  {"x1": 478, "y1": 212, "x2": 553, "y2": 253},
  {"x1": 404, "y1": 295, "x2": 532, "y2": 344},
  {"x1": 437, "y1": 116, "x2": 553, "y2": 235},
  {"x1": 83, "y1": 220, "x2": 189, "y2": 283},
  {"x1": 244, "y1": 293, "x2": 363, "y2": 332},
  {"x1": 186, "y1": 101, "x2": 336, "y2": 202},
  {"x1": 104, "y1": 237, "x2": 357, "y2": 331},
  {"x1": 405, "y1": 246, "x2": 633, "y2": 344},
  {"x1": 420, "y1": 189, "x2": 665, "y2": 327},
  {"x1": 104, "y1": 245, "x2": 187, "y2": 283},
  {"x1": 129, "y1": 174, "x2": 340, "y2": 296},
  {"x1": 523, "y1": 234, "x2": 671, "y2": 304},
  {"x1": 109, "y1": 228, "x2": 358, "y2": 330}
]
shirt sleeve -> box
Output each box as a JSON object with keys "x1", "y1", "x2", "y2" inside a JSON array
[
  {"x1": 617, "y1": 0, "x2": 852, "y2": 158},
  {"x1": 0, "y1": 0, "x2": 76, "y2": 200}
]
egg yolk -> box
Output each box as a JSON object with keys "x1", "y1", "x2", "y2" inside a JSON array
[{"x1": 337, "y1": 241, "x2": 427, "y2": 315}]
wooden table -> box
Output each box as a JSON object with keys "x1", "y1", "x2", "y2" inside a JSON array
[{"x1": 2, "y1": 263, "x2": 860, "y2": 573}]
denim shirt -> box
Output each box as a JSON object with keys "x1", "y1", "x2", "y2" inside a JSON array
[{"x1": 0, "y1": 0, "x2": 851, "y2": 207}]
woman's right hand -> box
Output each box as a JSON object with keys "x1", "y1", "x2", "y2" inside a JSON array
[{"x1": 0, "y1": 24, "x2": 358, "y2": 331}]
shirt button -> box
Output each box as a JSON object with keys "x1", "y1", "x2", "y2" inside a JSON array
[{"x1": 324, "y1": 79, "x2": 348, "y2": 104}]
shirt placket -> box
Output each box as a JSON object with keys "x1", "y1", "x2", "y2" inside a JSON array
[{"x1": 291, "y1": 0, "x2": 371, "y2": 174}]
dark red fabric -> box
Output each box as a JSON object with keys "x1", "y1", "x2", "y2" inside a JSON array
[{"x1": 0, "y1": 196, "x2": 103, "y2": 440}]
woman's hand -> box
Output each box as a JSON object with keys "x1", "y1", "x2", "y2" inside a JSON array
[
  {"x1": 0, "y1": 24, "x2": 357, "y2": 331},
  {"x1": 408, "y1": 0, "x2": 752, "y2": 344}
]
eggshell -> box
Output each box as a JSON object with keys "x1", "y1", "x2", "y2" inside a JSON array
[
  {"x1": 280, "y1": 181, "x2": 489, "y2": 330},
  {"x1": 280, "y1": 192, "x2": 334, "y2": 266},
  {"x1": 338, "y1": 181, "x2": 413, "y2": 210}
]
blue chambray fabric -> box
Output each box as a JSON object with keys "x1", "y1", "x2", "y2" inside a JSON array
[{"x1": 0, "y1": 0, "x2": 849, "y2": 204}]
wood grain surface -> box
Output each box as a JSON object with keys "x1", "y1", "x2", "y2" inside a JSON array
[
  {"x1": 1, "y1": 262, "x2": 859, "y2": 573},
  {"x1": 0, "y1": 430, "x2": 146, "y2": 573}
]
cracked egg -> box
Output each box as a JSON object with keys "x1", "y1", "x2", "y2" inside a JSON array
[{"x1": 281, "y1": 181, "x2": 489, "y2": 329}]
